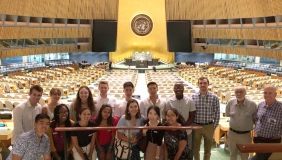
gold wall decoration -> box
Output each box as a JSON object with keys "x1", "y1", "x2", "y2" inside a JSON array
[{"x1": 110, "y1": 0, "x2": 174, "y2": 63}]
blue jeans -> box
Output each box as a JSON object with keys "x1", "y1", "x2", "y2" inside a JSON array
[{"x1": 96, "y1": 143, "x2": 115, "y2": 160}]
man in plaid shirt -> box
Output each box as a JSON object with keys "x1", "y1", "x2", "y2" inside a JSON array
[
  {"x1": 191, "y1": 77, "x2": 220, "y2": 160},
  {"x1": 252, "y1": 85, "x2": 282, "y2": 160}
]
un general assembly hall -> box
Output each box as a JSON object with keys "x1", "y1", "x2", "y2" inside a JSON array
[{"x1": 0, "y1": 0, "x2": 282, "y2": 160}]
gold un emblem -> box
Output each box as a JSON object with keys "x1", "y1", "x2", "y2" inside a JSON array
[{"x1": 131, "y1": 14, "x2": 153, "y2": 36}]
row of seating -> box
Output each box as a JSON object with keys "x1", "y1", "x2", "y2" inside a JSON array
[{"x1": 214, "y1": 61, "x2": 246, "y2": 69}]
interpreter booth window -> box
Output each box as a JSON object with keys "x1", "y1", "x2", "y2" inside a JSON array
[
  {"x1": 0, "y1": 39, "x2": 11, "y2": 48},
  {"x1": 219, "y1": 39, "x2": 232, "y2": 46},
  {"x1": 206, "y1": 38, "x2": 219, "y2": 45},
  {"x1": 270, "y1": 41, "x2": 281, "y2": 49},
  {"x1": 232, "y1": 39, "x2": 245, "y2": 47},
  {"x1": 25, "y1": 38, "x2": 37, "y2": 47},
  {"x1": 10, "y1": 39, "x2": 18, "y2": 48}
]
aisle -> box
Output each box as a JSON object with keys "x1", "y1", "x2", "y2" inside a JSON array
[{"x1": 133, "y1": 73, "x2": 148, "y2": 100}]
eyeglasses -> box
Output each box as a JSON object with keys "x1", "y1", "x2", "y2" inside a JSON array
[{"x1": 59, "y1": 111, "x2": 69, "y2": 115}]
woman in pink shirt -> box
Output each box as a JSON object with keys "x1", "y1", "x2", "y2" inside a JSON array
[{"x1": 92, "y1": 104, "x2": 118, "y2": 160}]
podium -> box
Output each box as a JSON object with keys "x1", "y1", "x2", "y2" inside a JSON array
[{"x1": 136, "y1": 60, "x2": 148, "y2": 68}]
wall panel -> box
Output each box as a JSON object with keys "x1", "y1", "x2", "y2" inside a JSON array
[
  {"x1": 0, "y1": 0, "x2": 117, "y2": 19},
  {"x1": 166, "y1": 0, "x2": 282, "y2": 20},
  {"x1": 0, "y1": 45, "x2": 91, "y2": 58},
  {"x1": 192, "y1": 28, "x2": 282, "y2": 40},
  {"x1": 193, "y1": 45, "x2": 282, "y2": 60},
  {"x1": 0, "y1": 27, "x2": 92, "y2": 39}
]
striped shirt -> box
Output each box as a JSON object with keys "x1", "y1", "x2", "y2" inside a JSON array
[
  {"x1": 254, "y1": 100, "x2": 282, "y2": 138},
  {"x1": 191, "y1": 91, "x2": 220, "y2": 128}
]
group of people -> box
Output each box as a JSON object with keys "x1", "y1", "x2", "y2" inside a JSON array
[
  {"x1": 225, "y1": 85, "x2": 282, "y2": 160},
  {"x1": 7, "y1": 76, "x2": 282, "y2": 160}
]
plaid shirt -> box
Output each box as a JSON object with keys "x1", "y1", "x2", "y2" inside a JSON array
[
  {"x1": 191, "y1": 91, "x2": 220, "y2": 128},
  {"x1": 254, "y1": 100, "x2": 282, "y2": 138}
]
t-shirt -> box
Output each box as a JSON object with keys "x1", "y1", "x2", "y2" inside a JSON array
[
  {"x1": 70, "y1": 120, "x2": 97, "y2": 147},
  {"x1": 92, "y1": 117, "x2": 119, "y2": 145}
]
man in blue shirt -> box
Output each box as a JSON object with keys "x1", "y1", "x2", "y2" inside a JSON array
[{"x1": 7, "y1": 114, "x2": 51, "y2": 160}]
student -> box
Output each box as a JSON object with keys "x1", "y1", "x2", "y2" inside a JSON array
[
  {"x1": 165, "y1": 82, "x2": 196, "y2": 148},
  {"x1": 164, "y1": 108, "x2": 192, "y2": 160},
  {"x1": 7, "y1": 114, "x2": 51, "y2": 160},
  {"x1": 142, "y1": 106, "x2": 165, "y2": 160},
  {"x1": 191, "y1": 77, "x2": 220, "y2": 160},
  {"x1": 71, "y1": 108, "x2": 97, "y2": 160},
  {"x1": 92, "y1": 104, "x2": 118, "y2": 160},
  {"x1": 42, "y1": 88, "x2": 61, "y2": 120},
  {"x1": 94, "y1": 81, "x2": 118, "y2": 116},
  {"x1": 116, "y1": 99, "x2": 145, "y2": 160},
  {"x1": 46, "y1": 104, "x2": 74, "y2": 160},
  {"x1": 69, "y1": 86, "x2": 95, "y2": 121},
  {"x1": 12, "y1": 85, "x2": 43, "y2": 144},
  {"x1": 139, "y1": 82, "x2": 166, "y2": 120},
  {"x1": 114, "y1": 82, "x2": 137, "y2": 119}
]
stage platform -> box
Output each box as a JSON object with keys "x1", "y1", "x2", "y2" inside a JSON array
[{"x1": 112, "y1": 61, "x2": 174, "y2": 72}]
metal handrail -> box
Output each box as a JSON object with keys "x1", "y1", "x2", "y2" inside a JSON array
[{"x1": 55, "y1": 126, "x2": 203, "y2": 160}]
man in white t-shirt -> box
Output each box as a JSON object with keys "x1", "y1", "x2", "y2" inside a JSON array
[
  {"x1": 94, "y1": 81, "x2": 118, "y2": 116},
  {"x1": 114, "y1": 82, "x2": 138, "y2": 119},
  {"x1": 165, "y1": 82, "x2": 196, "y2": 148},
  {"x1": 139, "y1": 82, "x2": 166, "y2": 120}
]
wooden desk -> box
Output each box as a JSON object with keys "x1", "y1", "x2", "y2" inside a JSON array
[
  {"x1": 66, "y1": 67, "x2": 75, "y2": 73},
  {"x1": 214, "y1": 122, "x2": 229, "y2": 147},
  {"x1": 237, "y1": 143, "x2": 282, "y2": 153},
  {"x1": 277, "y1": 88, "x2": 282, "y2": 95},
  {"x1": 0, "y1": 128, "x2": 13, "y2": 141}
]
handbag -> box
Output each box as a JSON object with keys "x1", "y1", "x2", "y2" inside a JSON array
[
  {"x1": 137, "y1": 132, "x2": 148, "y2": 153},
  {"x1": 80, "y1": 147, "x2": 89, "y2": 160},
  {"x1": 114, "y1": 120, "x2": 132, "y2": 159},
  {"x1": 136, "y1": 122, "x2": 148, "y2": 153}
]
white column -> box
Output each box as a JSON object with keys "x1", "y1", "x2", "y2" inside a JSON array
[
  {"x1": 255, "y1": 57, "x2": 260, "y2": 63},
  {"x1": 280, "y1": 60, "x2": 282, "y2": 66}
]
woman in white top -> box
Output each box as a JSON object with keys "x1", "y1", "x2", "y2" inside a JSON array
[{"x1": 42, "y1": 88, "x2": 61, "y2": 120}]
